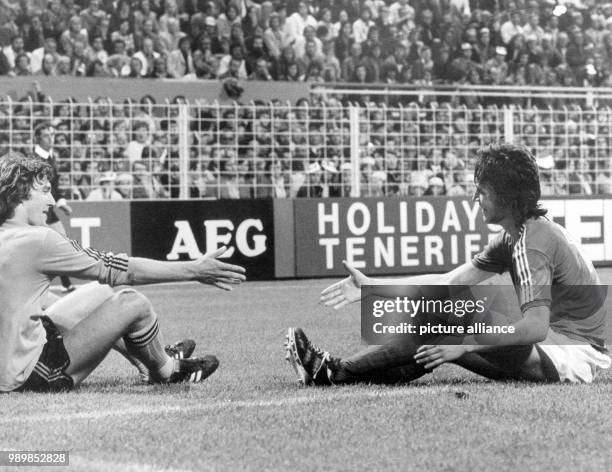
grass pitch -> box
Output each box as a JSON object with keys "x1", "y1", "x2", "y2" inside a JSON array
[{"x1": 2, "y1": 275, "x2": 612, "y2": 472}]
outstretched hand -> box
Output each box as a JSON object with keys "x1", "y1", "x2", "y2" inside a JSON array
[
  {"x1": 193, "y1": 247, "x2": 246, "y2": 290},
  {"x1": 319, "y1": 261, "x2": 370, "y2": 310}
]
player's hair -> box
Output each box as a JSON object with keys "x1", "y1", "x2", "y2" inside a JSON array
[
  {"x1": 474, "y1": 143, "x2": 547, "y2": 225},
  {"x1": 0, "y1": 152, "x2": 52, "y2": 225}
]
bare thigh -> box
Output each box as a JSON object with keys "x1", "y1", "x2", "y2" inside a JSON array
[{"x1": 46, "y1": 282, "x2": 114, "y2": 333}]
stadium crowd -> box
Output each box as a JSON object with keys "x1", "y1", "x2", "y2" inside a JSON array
[
  {"x1": 0, "y1": 0, "x2": 611, "y2": 86},
  {"x1": 3, "y1": 89, "x2": 612, "y2": 200}
]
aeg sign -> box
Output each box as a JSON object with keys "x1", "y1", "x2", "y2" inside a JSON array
[{"x1": 131, "y1": 201, "x2": 274, "y2": 280}]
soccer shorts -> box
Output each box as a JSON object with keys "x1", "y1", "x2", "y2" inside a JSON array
[
  {"x1": 46, "y1": 207, "x2": 60, "y2": 225},
  {"x1": 536, "y1": 329, "x2": 611, "y2": 384},
  {"x1": 15, "y1": 316, "x2": 74, "y2": 392}
]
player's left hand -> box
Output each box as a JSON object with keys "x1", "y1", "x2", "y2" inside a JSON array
[
  {"x1": 414, "y1": 345, "x2": 467, "y2": 370},
  {"x1": 57, "y1": 203, "x2": 72, "y2": 215}
]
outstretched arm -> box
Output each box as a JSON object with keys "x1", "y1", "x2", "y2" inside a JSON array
[
  {"x1": 320, "y1": 261, "x2": 496, "y2": 310},
  {"x1": 129, "y1": 247, "x2": 246, "y2": 290}
]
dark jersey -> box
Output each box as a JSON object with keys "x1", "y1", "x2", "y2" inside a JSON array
[{"x1": 472, "y1": 217, "x2": 607, "y2": 349}]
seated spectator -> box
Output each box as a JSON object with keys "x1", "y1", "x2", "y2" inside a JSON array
[
  {"x1": 218, "y1": 44, "x2": 247, "y2": 80},
  {"x1": 264, "y1": 12, "x2": 290, "y2": 60},
  {"x1": 86, "y1": 171, "x2": 124, "y2": 200},
  {"x1": 285, "y1": 2, "x2": 317, "y2": 45},
  {"x1": 167, "y1": 36, "x2": 194, "y2": 78},
  {"x1": 131, "y1": 160, "x2": 169, "y2": 199},
  {"x1": 126, "y1": 121, "x2": 155, "y2": 163},
  {"x1": 132, "y1": 37, "x2": 160, "y2": 77},
  {"x1": 107, "y1": 38, "x2": 131, "y2": 76}
]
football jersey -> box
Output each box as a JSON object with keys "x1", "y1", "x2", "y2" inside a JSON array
[
  {"x1": 472, "y1": 217, "x2": 607, "y2": 349},
  {"x1": 0, "y1": 220, "x2": 134, "y2": 392}
]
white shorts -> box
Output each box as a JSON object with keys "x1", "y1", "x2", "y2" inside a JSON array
[{"x1": 537, "y1": 329, "x2": 611, "y2": 383}]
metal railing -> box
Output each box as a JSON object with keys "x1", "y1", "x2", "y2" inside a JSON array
[{"x1": 1, "y1": 96, "x2": 611, "y2": 199}]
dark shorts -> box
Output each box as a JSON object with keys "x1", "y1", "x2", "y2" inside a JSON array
[
  {"x1": 15, "y1": 316, "x2": 74, "y2": 393},
  {"x1": 46, "y1": 207, "x2": 60, "y2": 224}
]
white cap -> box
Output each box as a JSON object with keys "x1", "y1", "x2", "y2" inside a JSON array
[{"x1": 99, "y1": 171, "x2": 117, "y2": 182}]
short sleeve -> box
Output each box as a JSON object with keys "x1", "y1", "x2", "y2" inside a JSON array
[{"x1": 472, "y1": 232, "x2": 510, "y2": 274}]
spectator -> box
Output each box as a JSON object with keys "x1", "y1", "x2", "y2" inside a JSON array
[
  {"x1": 107, "y1": 38, "x2": 131, "y2": 76},
  {"x1": 3, "y1": 35, "x2": 27, "y2": 71},
  {"x1": 126, "y1": 121, "x2": 155, "y2": 163},
  {"x1": 264, "y1": 12, "x2": 290, "y2": 60},
  {"x1": 131, "y1": 160, "x2": 168, "y2": 199},
  {"x1": 285, "y1": 2, "x2": 317, "y2": 45},
  {"x1": 249, "y1": 57, "x2": 273, "y2": 80},
  {"x1": 30, "y1": 37, "x2": 59, "y2": 74},
  {"x1": 501, "y1": 10, "x2": 523, "y2": 45},
  {"x1": 216, "y1": 4, "x2": 240, "y2": 41},
  {"x1": 167, "y1": 36, "x2": 194, "y2": 78},
  {"x1": 132, "y1": 37, "x2": 160, "y2": 77},
  {"x1": 86, "y1": 171, "x2": 124, "y2": 200},
  {"x1": 353, "y1": 7, "x2": 374, "y2": 45}
]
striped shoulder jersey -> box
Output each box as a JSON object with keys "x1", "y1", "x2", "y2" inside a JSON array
[{"x1": 472, "y1": 217, "x2": 607, "y2": 349}]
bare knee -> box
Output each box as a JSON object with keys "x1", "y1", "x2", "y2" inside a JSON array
[{"x1": 111, "y1": 289, "x2": 154, "y2": 323}]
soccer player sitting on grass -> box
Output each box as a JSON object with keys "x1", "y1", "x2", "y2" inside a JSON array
[
  {"x1": 0, "y1": 153, "x2": 246, "y2": 393},
  {"x1": 286, "y1": 144, "x2": 611, "y2": 385}
]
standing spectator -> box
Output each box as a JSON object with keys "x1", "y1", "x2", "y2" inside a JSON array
[
  {"x1": 334, "y1": 21, "x2": 354, "y2": 64},
  {"x1": 33, "y1": 122, "x2": 75, "y2": 293},
  {"x1": 126, "y1": 121, "x2": 155, "y2": 163},
  {"x1": 167, "y1": 36, "x2": 194, "y2": 78}
]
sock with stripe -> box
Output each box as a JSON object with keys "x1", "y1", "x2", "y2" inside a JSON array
[{"x1": 123, "y1": 319, "x2": 175, "y2": 382}]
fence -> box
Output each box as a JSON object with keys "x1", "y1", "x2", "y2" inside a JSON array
[{"x1": 1, "y1": 97, "x2": 612, "y2": 200}]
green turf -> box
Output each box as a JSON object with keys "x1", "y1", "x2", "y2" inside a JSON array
[{"x1": 1, "y1": 277, "x2": 611, "y2": 472}]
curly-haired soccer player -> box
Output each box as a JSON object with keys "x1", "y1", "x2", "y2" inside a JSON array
[
  {"x1": 286, "y1": 144, "x2": 610, "y2": 385},
  {"x1": 0, "y1": 152, "x2": 246, "y2": 392}
]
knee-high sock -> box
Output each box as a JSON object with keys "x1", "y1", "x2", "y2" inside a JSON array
[
  {"x1": 333, "y1": 339, "x2": 430, "y2": 384},
  {"x1": 123, "y1": 319, "x2": 174, "y2": 381}
]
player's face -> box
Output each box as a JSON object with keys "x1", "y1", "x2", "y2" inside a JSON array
[
  {"x1": 473, "y1": 183, "x2": 510, "y2": 225},
  {"x1": 23, "y1": 176, "x2": 55, "y2": 226}
]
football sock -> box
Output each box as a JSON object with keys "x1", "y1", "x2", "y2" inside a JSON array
[
  {"x1": 334, "y1": 341, "x2": 430, "y2": 384},
  {"x1": 124, "y1": 319, "x2": 174, "y2": 381},
  {"x1": 113, "y1": 339, "x2": 151, "y2": 381}
]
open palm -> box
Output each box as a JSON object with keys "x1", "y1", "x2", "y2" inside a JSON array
[{"x1": 320, "y1": 261, "x2": 371, "y2": 310}]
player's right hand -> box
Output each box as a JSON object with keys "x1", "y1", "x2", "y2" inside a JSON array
[
  {"x1": 193, "y1": 246, "x2": 246, "y2": 290},
  {"x1": 319, "y1": 261, "x2": 370, "y2": 310}
]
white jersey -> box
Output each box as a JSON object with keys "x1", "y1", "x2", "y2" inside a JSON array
[{"x1": 0, "y1": 220, "x2": 134, "y2": 391}]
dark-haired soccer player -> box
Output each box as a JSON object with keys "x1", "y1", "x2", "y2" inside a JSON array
[
  {"x1": 0, "y1": 153, "x2": 246, "y2": 392},
  {"x1": 286, "y1": 144, "x2": 610, "y2": 385},
  {"x1": 33, "y1": 122, "x2": 75, "y2": 293}
]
